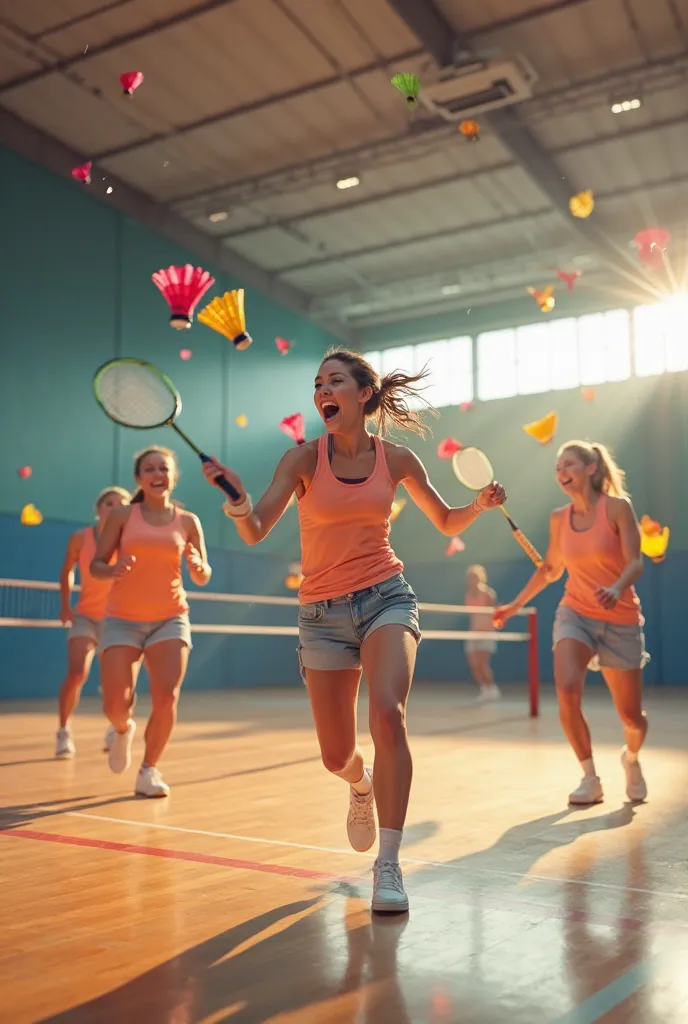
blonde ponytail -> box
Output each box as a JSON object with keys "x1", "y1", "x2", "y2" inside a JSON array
[{"x1": 558, "y1": 440, "x2": 628, "y2": 498}]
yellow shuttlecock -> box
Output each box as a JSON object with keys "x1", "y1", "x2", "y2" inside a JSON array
[
  {"x1": 640, "y1": 516, "x2": 670, "y2": 563},
  {"x1": 198, "y1": 289, "x2": 252, "y2": 350},
  {"x1": 235, "y1": 414, "x2": 248, "y2": 428},
  {"x1": 389, "y1": 497, "x2": 406, "y2": 522},
  {"x1": 523, "y1": 411, "x2": 558, "y2": 445},
  {"x1": 21, "y1": 503, "x2": 43, "y2": 526},
  {"x1": 569, "y1": 190, "x2": 594, "y2": 218}
]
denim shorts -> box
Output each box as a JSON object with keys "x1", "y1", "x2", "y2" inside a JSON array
[
  {"x1": 68, "y1": 613, "x2": 102, "y2": 645},
  {"x1": 465, "y1": 638, "x2": 496, "y2": 656},
  {"x1": 553, "y1": 605, "x2": 649, "y2": 672},
  {"x1": 297, "y1": 572, "x2": 420, "y2": 679},
  {"x1": 101, "y1": 614, "x2": 192, "y2": 653}
]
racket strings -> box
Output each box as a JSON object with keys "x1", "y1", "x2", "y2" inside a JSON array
[{"x1": 96, "y1": 366, "x2": 177, "y2": 428}]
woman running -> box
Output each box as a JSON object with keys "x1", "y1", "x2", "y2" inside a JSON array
[
  {"x1": 56, "y1": 486, "x2": 131, "y2": 758},
  {"x1": 464, "y1": 564, "x2": 500, "y2": 702},
  {"x1": 201, "y1": 347, "x2": 506, "y2": 913},
  {"x1": 495, "y1": 440, "x2": 648, "y2": 806},
  {"x1": 91, "y1": 446, "x2": 211, "y2": 797}
]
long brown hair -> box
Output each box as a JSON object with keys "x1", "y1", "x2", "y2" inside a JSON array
[
  {"x1": 557, "y1": 440, "x2": 629, "y2": 498},
  {"x1": 320, "y1": 347, "x2": 438, "y2": 438},
  {"x1": 130, "y1": 446, "x2": 180, "y2": 504}
]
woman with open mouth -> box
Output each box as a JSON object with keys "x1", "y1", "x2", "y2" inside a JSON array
[
  {"x1": 201, "y1": 346, "x2": 506, "y2": 914},
  {"x1": 495, "y1": 440, "x2": 648, "y2": 807}
]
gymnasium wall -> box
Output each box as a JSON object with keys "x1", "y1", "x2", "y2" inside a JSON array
[{"x1": 1, "y1": 145, "x2": 686, "y2": 697}]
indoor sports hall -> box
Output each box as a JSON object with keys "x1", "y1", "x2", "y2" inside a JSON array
[{"x1": 1, "y1": 1, "x2": 687, "y2": 1022}]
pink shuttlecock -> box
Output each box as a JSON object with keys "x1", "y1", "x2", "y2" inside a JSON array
[
  {"x1": 555, "y1": 269, "x2": 582, "y2": 292},
  {"x1": 635, "y1": 228, "x2": 671, "y2": 269},
  {"x1": 459, "y1": 401, "x2": 473, "y2": 412},
  {"x1": 152, "y1": 264, "x2": 215, "y2": 330},
  {"x1": 179, "y1": 349, "x2": 192, "y2": 361},
  {"x1": 444, "y1": 536, "x2": 465, "y2": 556},
  {"x1": 18, "y1": 465, "x2": 32, "y2": 479},
  {"x1": 280, "y1": 413, "x2": 305, "y2": 446},
  {"x1": 120, "y1": 71, "x2": 144, "y2": 96},
  {"x1": 71, "y1": 161, "x2": 92, "y2": 184},
  {"x1": 275, "y1": 336, "x2": 292, "y2": 356},
  {"x1": 437, "y1": 437, "x2": 462, "y2": 459}
]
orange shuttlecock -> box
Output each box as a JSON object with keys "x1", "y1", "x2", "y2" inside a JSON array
[
  {"x1": 437, "y1": 438, "x2": 462, "y2": 459},
  {"x1": 285, "y1": 561, "x2": 303, "y2": 590},
  {"x1": 527, "y1": 285, "x2": 555, "y2": 313},
  {"x1": 235, "y1": 414, "x2": 248, "y2": 428},
  {"x1": 569, "y1": 190, "x2": 594, "y2": 218},
  {"x1": 580, "y1": 387, "x2": 595, "y2": 402},
  {"x1": 639, "y1": 515, "x2": 670, "y2": 563},
  {"x1": 21, "y1": 503, "x2": 43, "y2": 526},
  {"x1": 198, "y1": 289, "x2": 252, "y2": 350},
  {"x1": 523, "y1": 411, "x2": 558, "y2": 445},
  {"x1": 389, "y1": 497, "x2": 406, "y2": 522},
  {"x1": 458, "y1": 119, "x2": 480, "y2": 142},
  {"x1": 444, "y1": 536, "x2": 465, "y2": 556}
]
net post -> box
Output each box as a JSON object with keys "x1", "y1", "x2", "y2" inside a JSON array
[{"x1": 527, "y1": 609, "x2": 539, "y2": 718}]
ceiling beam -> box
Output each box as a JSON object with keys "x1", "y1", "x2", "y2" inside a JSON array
[
  {"x1": 0, "y1": 107, "x2": 352, "y2": 342},
  {"x1": 0, "y1": 0, "x2": 241, "y2": 94},
  {"x1": 91, "y1": 48, "x2": 424, "y2": 162}
]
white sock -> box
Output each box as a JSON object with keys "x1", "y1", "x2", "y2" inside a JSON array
[
  {"x1": 580, "y1": 757, "x2": 596, "y2": 777},
  {"x1": 378, "y1": 827, "x2": 402, "y2": 864},
  {"x1": 623, "y1": 746, "x2": 639, "y2": 764},
  {"x1": 350, "y1": 767, "x2": 372, "y2": 796}
]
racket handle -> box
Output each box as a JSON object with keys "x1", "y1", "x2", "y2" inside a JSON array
[
  {"x1": 498, "y1": 506, "x2": 544, "y2": 567},
  {"x1": 199, "y1": 454, "x2": 241, "y2": 501}
]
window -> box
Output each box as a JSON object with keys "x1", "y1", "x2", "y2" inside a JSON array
[
  {"x1": 477, "y1": 309, "x2": 630, "y2": 400},
  {"x1": 634, "y1": 296, "x2": 688, "y2": 376},
  {"x1": 364, "y1": 337, "x2": 473, "y2": 409}
]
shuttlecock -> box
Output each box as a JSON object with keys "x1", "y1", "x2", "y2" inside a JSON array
[
  {"x1": 458, "y1": 119, "x2": 480, "y2": 142},
  {"x1": 569, "y1": 190, "x2": 594, "y2": 218},
  {"x1": 18, "y1": 466, "x2": 32, "y2": 479},
  {"x1": 523, "y1": 411, "x2": 558, "y2": 445},
  {"x1": 527, "y1": 285, "x2": 555, "y2": 313},
  {"x1": 152, "y1": 264, "x2": 215, "y2": 330},
  {"x1": 555, "y1": 269, "x2": 582, "y2": 292},
  {"x1": 437, "y1": 438, "x2": 462, "y2": 459},
  {"x1": 198, "y1": 290, "x2": 252, "y2": 350},
  {"x1": 280, "y1": 413, "x2": 305, "y2": 445},
  {"x1": 639, "y1": 515, "x2": 669, "y2": 563},
  {"x1": 21, "y1": 503, "x2": 43, "y2": 526},
  {"x1": 275, "y1": 336, "x2": 292, "y2": 355},
  {"x1": 391, "y1": 73, "x2": 420, "y2": 108},
  {"x1": 635, "y1": 228, "x2": 670, "y2": 269},
  {"x1": 445, "y1": 536, "x2": 465, "y2": 556},
  {"x1": 179, "y1": 348, "x2": 192, "y2": 360},
  {"x1": 72, "y1": 161, "x2": 92, "y2": 184},
  {"x1": 235, "y1": 414, "x2": 248, "y2": 428},
  {"x1": 120, "y1": 70, "x2": 144, "y2": 95}
]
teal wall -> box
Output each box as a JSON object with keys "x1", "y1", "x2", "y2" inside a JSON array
[{"x1": 0, "y1": 144, "x2": 335, "y2": 555}]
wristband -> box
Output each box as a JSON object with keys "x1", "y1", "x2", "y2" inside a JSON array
[
  {"x1": 222, "y1": 494, "x2": 253, "y2": 519},
  {"x1": 471, "y1": 497, "x2": 486, "y2": 515}
]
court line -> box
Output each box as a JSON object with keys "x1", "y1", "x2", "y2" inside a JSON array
[
  {"x1": 0, "y1": 829, "x2": 667, "y2": 935},
  {"x1": 552, "y1": 961, "x2": 649, "y2": 1023},
  {"x1": 68, "y1": 812, "x2": 688, "y2": 901}
]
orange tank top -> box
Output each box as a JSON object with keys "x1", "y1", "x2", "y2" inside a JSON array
[
  {"x1": 75, "y1": 527, "x2": 114, "y2": 620},
  {"x1": 106, "y1": 505, "x2": 188, "y2": 622},
  {"x1": 297, "y1": 434, "x2": 404, "y2": 603},
  {"x1": 560, "y1": 493, "x2": 641, "y2": 625}
]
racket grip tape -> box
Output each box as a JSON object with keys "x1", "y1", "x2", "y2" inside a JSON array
[
  {"x1": 199, "y1": 454, "x2": 241, "y2": 501},
  {"x1": 513, "y1": 529, "x2": 544, "y2": 568}
]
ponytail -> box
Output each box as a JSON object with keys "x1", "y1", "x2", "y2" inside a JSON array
[
  {"x1": 320, "y1": 347, "x2": 438, "y2": 438},
  {"x1": 558, "y1": 440, "x2": 629, "y2": 499},
  {"x1": 130, "y1": 489, "x2": 144, "y2": 504}
]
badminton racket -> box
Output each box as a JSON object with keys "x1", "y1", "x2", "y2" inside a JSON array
[
  {"x1": 452, "y1": 446, "x2": 543, "y2": 567},
  {"x1": 93, "y1": 357, "x2": 240, "y2": 501}
]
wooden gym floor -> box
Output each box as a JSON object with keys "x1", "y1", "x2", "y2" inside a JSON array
[{"x1": 1, "y1": 685, "x2": 687, "y2": 1024}]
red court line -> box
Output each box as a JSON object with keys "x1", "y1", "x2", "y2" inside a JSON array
[
  {"x1": 3, "y1": 828, "x2": 360, "y2": 882},
  {"x1": 5, "y1": 828, "x2": 685, "y2": 939}
]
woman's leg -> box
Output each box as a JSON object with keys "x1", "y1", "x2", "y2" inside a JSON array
[
  {"x1": 361, "y1": 624, "x2": 417, "y2": 913},
  {"x1": 56, "y1": 638, "x2": 97, "y2": 754},
  {"x1": 304, "y1": 667, "x2": 375, "y2": 850},
  {"x1": 139, "y1": 639, "x2": 189, "y2": 791},
  {"x1": 554, "y1": 638, "x2": 602, "y2": 804},
  {"x1": 602, "y1": 667, "x2": 648, "y2": 801},
  {"x1": 101, "y1": 645, "x2": 141, "y2": 773}
]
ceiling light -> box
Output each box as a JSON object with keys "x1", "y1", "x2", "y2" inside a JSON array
[
  {"x1": 208, "y1": 210, "x2": 228, "y2": 223},
  {"x1": 611, "y1": 97, "x2": 641, "y2": 114},
  {"x1": 441, "y1": 284, "x2": 461, "y2": 295},
  {"x1": 336, "y1": 176, "x2": 360, "y2": 190}
]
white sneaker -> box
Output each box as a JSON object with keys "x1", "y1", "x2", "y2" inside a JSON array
[
  {"x1": 621, "y1": 748, "x2": 647, "y2": 802},
  {"x1": 569, "y1": 774, "x2": 603, "y2": 805},
  {"x1": 135, "y1": 766, "x2": 170, "y2": 798},
  {"x1": 372, "y1": 859, "x2": 409, "y2": 914},
  {"x1": 476, "y1": 684, "x2": 501, "y2": 703},
  {"x1": 347, "y1": 770, "x2": 376, "y2": 852},
  {"x1": 107, "y1": 720, "x2": 136, "y2": 774},
  {"x1": 55, "y1": 727, "x2": 75, "y2": 759},
  {"x1": 103, "y1": 724, "x2": 116, "y2": 753}
]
